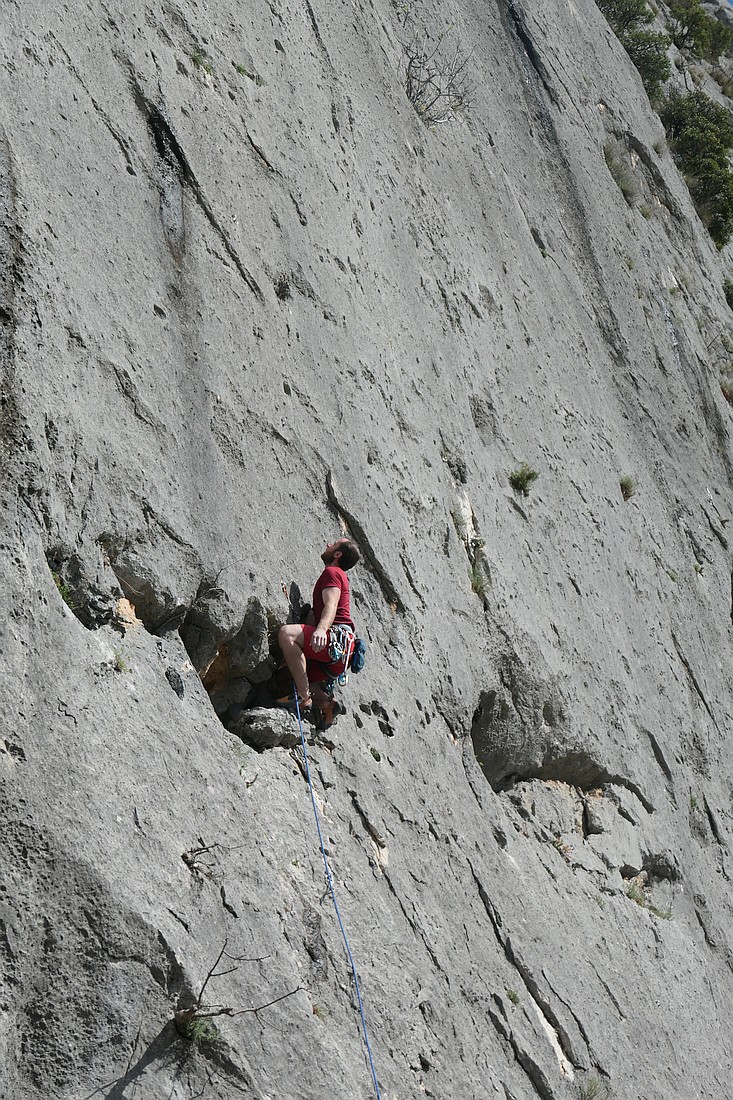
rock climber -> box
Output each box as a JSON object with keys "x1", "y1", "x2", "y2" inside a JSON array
[{"x1": 277, "y1": 536, "x2": 360, "y2": 723}]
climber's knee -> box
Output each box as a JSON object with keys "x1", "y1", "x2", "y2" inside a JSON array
[{"x1": 279, "y1": 623, "x2": 304, "y2": 650}]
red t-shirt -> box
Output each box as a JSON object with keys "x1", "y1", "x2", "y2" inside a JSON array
[{"x1": 312, "y1": 565, "x2": 353, "y2": 629}]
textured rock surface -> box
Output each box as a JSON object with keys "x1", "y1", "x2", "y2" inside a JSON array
[{"x1": 2, "y1": 0, "x2": 733, "y2": 1097}]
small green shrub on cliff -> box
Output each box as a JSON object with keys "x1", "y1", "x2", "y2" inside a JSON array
[
  {"x1": 470, "y1": 561, "x2": 488, "y2": 599},
  {"x1": 191, "y1": 49, "x2": 214, "y2": 75},
  {"x1": 623, "y1": 29, "x2": 672, "y2": 99},
  {"x1": 661, "y1": 91, "x2": 733, "y2": 248},
  {"x1": 626, "y1": 879, "x2": 646, "y2": 905},
  {"x1": 620, "y1": 474, "x2": 636, "y2": 500},
  {"x1": 579, "y1": 1076, "x2": 613, "y2": 1100},
  {"x1": 51, "y1": 570, "x2": 76, "y2": 610},
  {"x1": 596, "y1": 0, "x2": 670, "y2": 99},
  {"x1": 604, "y1": 143, "x2": 637, "y2": 204},
  {"x1": 234, "y1": 62, "x2": 263, "y2": 85},
  {"x1": 721, "y1": 365, "x2": 733, "y2": 405},
  {"x1": 668, "y1": 0, "x2": 733, "y2": 60},
  {"x1": 175, "y1": 1011, "x2": 219, "y2": 1044},
  {"x1": 597, "y1": 0, "x2": 650, "y2": 34},
  {"x1": 724, "y1": 278, "x2": 733, "y2": 310},
  {"x1": 508, "y1": 463, "x2": 539, "y2": 496}
]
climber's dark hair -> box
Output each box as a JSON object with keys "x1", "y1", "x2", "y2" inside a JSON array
[{"x1": 337, "y1": 538, "x2": 360, "y2": 570}]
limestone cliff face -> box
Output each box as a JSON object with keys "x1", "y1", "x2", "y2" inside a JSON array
[{"x1": 2, "y1": 1, "x2": 733, "y2": 1097}]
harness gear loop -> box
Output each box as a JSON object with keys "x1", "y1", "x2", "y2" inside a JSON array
[{"x1": 321, "y1": 624, "x2": 355, "y2": 696}]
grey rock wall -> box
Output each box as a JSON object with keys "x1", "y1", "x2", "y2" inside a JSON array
[{"x1": 2, "y1": 0, "x2": 733, "y2": 1097}]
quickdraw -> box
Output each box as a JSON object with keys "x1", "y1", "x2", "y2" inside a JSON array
[{"x1": 323, "y1": 625, "x2": 355, "y2": 696}]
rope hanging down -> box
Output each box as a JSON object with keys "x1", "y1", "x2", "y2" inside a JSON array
[{"x1": 294, "y1": 692, "x2": 383, "y2": 1100}]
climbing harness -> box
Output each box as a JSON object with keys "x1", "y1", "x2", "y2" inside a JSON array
[
  {"x1": 294, "y1": 692, "x2": 382, "y2": 1100},
  {"x1": 328, "y1": 624, "x2": 355, "y2": 676},
  {"x1": 319, "y1": 625, "x2": 355, "y2": 698}
]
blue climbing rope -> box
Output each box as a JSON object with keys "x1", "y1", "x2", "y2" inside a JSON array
[{"x1": 294, "y1": 692, "x2": 383, "y2": 1100}]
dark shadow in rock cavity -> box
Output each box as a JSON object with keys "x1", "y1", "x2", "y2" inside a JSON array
[
  {"x1": 46, "y1": 546, "x2": 120, "y2": 629},
  {"x1": 470, "y1": 663, "x2": 654, "y2": 811},
  {"x1": 179, "y1": 594, "x2": 303, "y2": 750},
  {"x1": 183, "y1": 597, "x2": 273, "y2": 718}
]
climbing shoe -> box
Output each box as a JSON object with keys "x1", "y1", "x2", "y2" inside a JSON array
[
  {"x1": 313, "y1": 698, "x2": 345, "y2": 732},
  {"x1": 274, "y1": 692, "x2": 312, "y2": 717}
]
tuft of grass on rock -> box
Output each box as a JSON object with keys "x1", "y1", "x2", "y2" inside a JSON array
[
  {"x1": 619, "y1": 474, "x2": 635, "y2": 501},
  {"x1": 508, "y1": 462, "x2": 539, "y2": 496},
  {"x1": 191, "y1": 49, "x2": 214, "y2": 75},
  {"x1": 724, "y1": 278, "x2": 733, "y2": 311},
  {"x1": 624, "y1": 877, "x2": 672, "y2": 921},
  {"x1": 604, "y1": 142, "x2": 636, "y2": 205},
  {"x1": 51, "y1": 570, "x2": 77, "y2": 610},
  {"x1": 579, "y1": 1075, "x2": 613, "y2": 1100},
  {"x1": 506, "y1": 988, "x2": 520, "y2": 1005},
  {"x1": 626, "y1": 879, "x2": 646, "y2": 906},
  {"x1": 175, "y1": 1010, "x2": 219, "y2": 1044},
  {"x1": 234, "y1": 61, "x2": 263, "y2": 84}
]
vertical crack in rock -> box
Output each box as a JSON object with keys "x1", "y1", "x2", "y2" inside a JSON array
[
  {"x1": 325, "y1": 471, "x2": 405, "y2": 613},
  {"x1": 671, "y1": 631, "x2": 719, "y2": 733},
  {"x1": 348, "y1": 789, "x2": 387, "y2": 851},
  {"x1": 0, "y1": 123, "x2": 21, "y2": 473},
  {"x1": 486, "y1": 992, "x2": 562, "y2": 1100},
  {"x1": 499, "y1": 0, "x2": 558, "y2": 106},
  {"x1": 591, "y1": 967, "x2": 626, "y2": 1020},
  {"x1": 702, "y1": 797, "x2": 724, "y2": 848},
  {"x1": 495, "y1": 0, "x2": 627, "y2": 362},
  {"x1": 468, "y1": 859, "x2": 579, "y2": 1085},
  {"x1": 246, "y1": 131, "x2": 278, "y2": 174},
  {"x1": 49, "y1": 34, "x2": 137, "y2": 175},
  {"x1": 399, "y1": 550, "x2": 425, "y2": 608},
  {"x1": 544, "y1": 975, "x2": 596, "y2": 1062},
  {"x1": 645, "y1": 728, "x2": 674, "y2": 786},
  {"x1": 132, "y1": 84, "x2": 264, "y2": 301},
  {"x1": 380, "y1": 868, "x2": 443, "y2": 974},
  {"x1": 701, "y1": 506, "x2": 728, "y2": 552},
  {"x1": 107, "y1": 360, "x2": 166, "y2": 430},
  {"x1": 303, "y1": 0, "x2": 330, "y2": 60}
]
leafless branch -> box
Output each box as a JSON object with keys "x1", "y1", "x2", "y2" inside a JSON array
[
  {"x1": 198, "y1": 985, "x2": 304, "y2": 1019},
  {"x1": 402, "y1": 30, "x2": 474, "y2": 126},
  {"x1": 196, "y1": 941, "x2": 230, "y2": 1010},
  {"x1": 175, "y1": 941, "x2": 299, "y2": 1042}
]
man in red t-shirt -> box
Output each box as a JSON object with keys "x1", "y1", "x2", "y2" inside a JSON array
[{"x1": 278, "y1": 537, "x2": 360, "y2": 711}]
